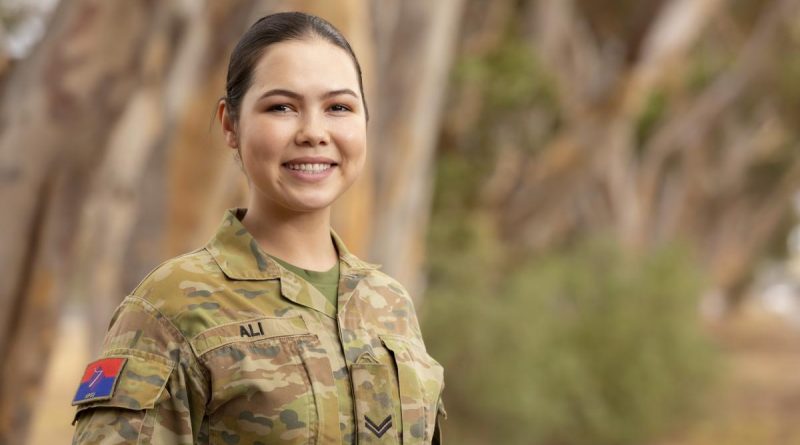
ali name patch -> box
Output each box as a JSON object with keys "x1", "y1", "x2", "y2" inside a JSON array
[{"x1": 72, "y1": 357, "x2": 127, "y2": 405}]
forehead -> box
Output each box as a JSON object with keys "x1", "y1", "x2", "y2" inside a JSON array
[{"x1": 248, "y1": 38, "x2": 360, "y2": 94}]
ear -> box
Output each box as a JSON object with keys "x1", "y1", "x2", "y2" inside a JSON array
[{"x1": 217, "y1": 99, "x2": 239, "y2": 149}]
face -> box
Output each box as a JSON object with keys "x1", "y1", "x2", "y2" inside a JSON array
[{"x1": 220, "y1": 37, "x2": 367, "y2": 214}]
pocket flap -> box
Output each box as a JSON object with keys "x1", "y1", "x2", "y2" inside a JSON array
[
  {"x1": 380, "y1": 335, "x2": 445, "y2": 443},
  {"x1": 72, "y1": 352, "x2": 173, "y2": 417},
  {"x1": 379, "y1": 335, "x2": 416, "y2": 356},
  {"x1": 380, "y1": 335, "x2": 443, "y2": 371}
]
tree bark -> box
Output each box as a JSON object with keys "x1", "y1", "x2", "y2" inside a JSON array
[
  {"x1": 368, "y1": 0, "x2": 465, "y2": 299},
  {"x1": 0, "y1": 0, "x2": 175, "y2": 441}
]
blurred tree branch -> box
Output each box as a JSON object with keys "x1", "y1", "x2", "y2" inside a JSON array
[{"x1": 449, "y1": 0, "x2": 800, "y2": 307}]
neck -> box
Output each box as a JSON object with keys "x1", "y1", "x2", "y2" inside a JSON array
[{"x1": 241, "y1": 198, "x2": 338, "y2": 272}]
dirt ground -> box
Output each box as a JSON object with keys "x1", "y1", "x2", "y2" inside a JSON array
[
  {"x1": 25, "y1": 301, "x2": 800, "y2": 445},
  {"x1": 656, "y1": 302, "x2": 800, "y2": 445}
]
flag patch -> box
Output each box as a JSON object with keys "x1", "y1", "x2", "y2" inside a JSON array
[{"x1": 72, "y1": 357, "x2": 127, "y2": 405}]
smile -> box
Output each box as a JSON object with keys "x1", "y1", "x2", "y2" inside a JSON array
[
  {"x1": 283, "y1": 163, "x2": 334, "y2": 173},
  {"x1": 281, "y1": 161, "x2": 338, "y2": 182}
]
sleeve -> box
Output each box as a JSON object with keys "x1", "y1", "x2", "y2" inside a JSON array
[
  {"x1": 432, "y1": 395, "x2": 447, "y2": 444},
  {"x1": 395, "y1": 278, "x2": 448, "y2": 444},
  {"x1": 72, "y1": 297, "x2": 208, "y2": 444}
]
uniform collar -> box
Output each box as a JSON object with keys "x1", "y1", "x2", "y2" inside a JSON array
[{"x1": 205, "y1": 208, "x2": 380, "y2": 281}]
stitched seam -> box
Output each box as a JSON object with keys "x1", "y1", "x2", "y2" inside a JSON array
[
  {"x1": 103, "y1": 348, "x2": 172, "y2": 363},
  {"x1": 136, "y1": 403, "x2": 159, "y2": 445},
  {"x1": 126, "y1": 296, "x2": 211, "y2": 394},
  {"x1": 196, "y1": 333, "x2": 314, "y2": 361},
  {"x1": 196, "y1": 333, "x2": 311, "y2": 357},
  {"x1": 129, "y1": 249, "x2": 205, "y2": 295},
  {"x1": 293, "y1": 339, "x2": 319, "y2": 445}
]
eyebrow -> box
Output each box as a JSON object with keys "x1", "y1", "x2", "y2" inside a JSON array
[{"x1": 257, "y1": 88, "x2": 359, "y2": 101}]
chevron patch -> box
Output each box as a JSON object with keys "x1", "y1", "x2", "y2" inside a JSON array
[{"x1": 365, "y1": 415, "x2": 392, "y2": 438}]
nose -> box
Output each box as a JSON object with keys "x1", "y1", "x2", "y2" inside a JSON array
[{"x1": 295, "y1": 111, "x2": 329, "y2": 147}]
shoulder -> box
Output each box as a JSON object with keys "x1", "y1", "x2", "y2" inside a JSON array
[
  {"x1": 360, "y1": 268, "x2": 414, "y2": 301},
  {"x1": 131, "y1": 247, "x2": 224, "y2": 302},
  {"x1": 101, "y1": 248, "x2": 232, "y2": 359},
  {"x1": 101, "y1": 248, "x2": 218, "y2": 352},
  {"x1": 346, "y1": 266, "x2": 426, "y2": 341},
  {"x1": 128, "y1": 247, "x2": 242, "y2": 319},
  {"x1": 115, "y1": 247, "x2": 244, "y2": 340}
]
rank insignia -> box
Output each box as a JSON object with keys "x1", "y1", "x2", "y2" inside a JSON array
[{"x1": 72, "y1": 357, "x2": 127, "y2": 405}]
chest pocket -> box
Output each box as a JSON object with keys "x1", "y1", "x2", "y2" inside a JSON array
[
  {"x1": 380, "y1": 335, "x2": 445, "y2": 445},
  {"x1": 194, "y1": 316, "x2": 337, "y2": 445}
]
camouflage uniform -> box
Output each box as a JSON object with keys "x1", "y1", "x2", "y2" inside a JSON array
[{"x1": 72, "y1": 208, "x2": 446, "y2": 444}]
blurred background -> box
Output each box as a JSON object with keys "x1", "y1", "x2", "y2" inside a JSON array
[{"x1": 1, "y1": 0, "x2": 800, "y2": 444}]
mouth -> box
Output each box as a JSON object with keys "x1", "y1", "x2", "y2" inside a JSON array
[
  {"x1": 281, "y1": 159, "x2": 339, "y2": 182},
  {"x1": 281, "y1": 162, "x2": 338, "y2": 173}
]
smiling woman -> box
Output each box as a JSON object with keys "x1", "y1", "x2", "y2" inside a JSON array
[
  {"x1": 221, "y1": 36, "x2": 367, "y2": 220},
  {"x1": 70, "y1": 12, "x2": 445, "y2": 445}
]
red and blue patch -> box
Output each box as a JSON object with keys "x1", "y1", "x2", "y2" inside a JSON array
[{"x1": 72, "y1": 357, "x2": 127, "y2": 405}]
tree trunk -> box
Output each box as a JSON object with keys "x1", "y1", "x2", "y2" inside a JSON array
[
  {"x1": 0, "y1": 0, "x2": 176, "y2": 441},
  {"x1": 368, "y1": 0, "x2": 465, "y2": 299}
]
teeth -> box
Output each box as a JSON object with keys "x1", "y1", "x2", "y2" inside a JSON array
[{"x1": 285, "y1": 163, "x2": 332, "y2": 173}]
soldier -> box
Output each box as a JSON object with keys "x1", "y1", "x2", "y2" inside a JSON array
[{"x1": 71, "y1": 12, "x2": 446, "y2": 445}]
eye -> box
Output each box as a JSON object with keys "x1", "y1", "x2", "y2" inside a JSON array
[
  {"x1": 329, "y1": 103, "x2": 352, "y2": 113},
  {"x1": 267, "y1": 104, "x2": 293, "y2": 113}
]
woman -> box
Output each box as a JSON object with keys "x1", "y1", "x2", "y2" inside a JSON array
[{"x1": 71, "y1": 12, "x2": 445, "y2": 445}]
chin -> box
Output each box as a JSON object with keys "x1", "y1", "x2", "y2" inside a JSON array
[{"x1": 283, "y1": 195, "x2": 338, "y2": 213}]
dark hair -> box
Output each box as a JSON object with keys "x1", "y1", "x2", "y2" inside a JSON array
[{"x1": 224, "y1": 12, "x2": 368, "y2": 123}]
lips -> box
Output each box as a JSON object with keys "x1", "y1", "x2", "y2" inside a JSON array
[{"x1": 281, "y1": 156, "x2": 338, "y2": 180}]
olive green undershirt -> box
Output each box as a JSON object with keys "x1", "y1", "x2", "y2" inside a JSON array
[{"x1": 268, "y1": 255, "x2": 340, "y2": 310}]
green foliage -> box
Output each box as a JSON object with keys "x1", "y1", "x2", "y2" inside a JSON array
[
  {"x1": 634, "y1": 89, "x2": 667, "y2": 150},
  {"x1": 747, "y1": 147, "x2": 798, "y2": 190},
  {"x1": 686, "y1": 42, "x2": 733, "y2": 93},
  {"x1": 774, "y1": 27, "x2": 800, "y2": 117},
  {"x1": 454, "y1": 35, "x2": 556, "y2": 114},
  {"x1": 422, "y1": 211, "x2": 718, "y2": 445}
]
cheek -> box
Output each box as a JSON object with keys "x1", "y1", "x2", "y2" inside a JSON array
[
  {"x1": 336, "y1": 124, "x2": 367, "y2": 160},
  {"x1": 242, "y1": 123, "x2": 285, "y2": 160}
]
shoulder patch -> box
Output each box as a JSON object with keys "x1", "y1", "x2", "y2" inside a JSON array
[{"x1": 72, "y1": 357, "x2": 127, "y2": 405}]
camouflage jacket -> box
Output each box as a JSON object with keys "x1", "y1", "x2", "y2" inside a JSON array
[{"x1": 72, "y1": 208, "x2": 446, "y2": 444}]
